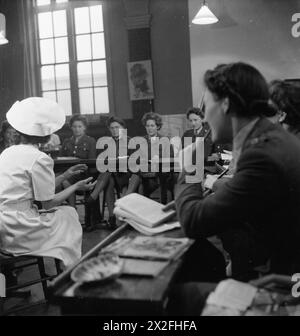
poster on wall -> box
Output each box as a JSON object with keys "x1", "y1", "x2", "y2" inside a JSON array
[{"x1": 127, "y1": 60, "x2": 155, "y2": 101}]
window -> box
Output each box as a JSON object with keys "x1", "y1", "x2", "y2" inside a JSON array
[{"x1": 34, "y1": 0, "x2": 110, "y2": 116}]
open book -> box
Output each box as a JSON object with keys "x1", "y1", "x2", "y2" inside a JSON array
[{"x1": 114, "y1": 193, "x2": 176, "y2": 229}]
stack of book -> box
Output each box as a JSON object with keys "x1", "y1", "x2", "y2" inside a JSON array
[{"x1": 113, "y1": 193, "x2": 180, "y2": 235}]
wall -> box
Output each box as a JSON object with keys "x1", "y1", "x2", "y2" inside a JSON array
[
  {"x1": 0, "y1": 0, "x2": 24, "y2": 124},
  {"x1": 150, "y1": 0, "x2": 193, "y2": 116},
  {"x1": 189, "y1": 0, "x2": 300, "y2": 105}
]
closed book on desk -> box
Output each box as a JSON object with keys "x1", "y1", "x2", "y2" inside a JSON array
[{"x1": 114, "y1": 193, "x2": 176, "y2": 228}]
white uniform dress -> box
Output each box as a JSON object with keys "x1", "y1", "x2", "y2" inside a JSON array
[{"x1": 0, "y1": 144, "x2": 82, "y2": 267}]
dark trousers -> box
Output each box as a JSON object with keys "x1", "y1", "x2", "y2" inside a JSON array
[{"x1": 167, "y1": 238, "x2": 226, "y2": 315}]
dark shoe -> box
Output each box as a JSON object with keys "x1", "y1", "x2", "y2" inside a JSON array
[{"x1": 107, "y1": 215, "x2": 117, "y2": 230}]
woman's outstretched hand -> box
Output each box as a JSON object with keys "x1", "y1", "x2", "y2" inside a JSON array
[
  {"x1": 76, "y1": 177, "x2": 97, "y2": 192},
  {"x1": 64, "y1": 164, "x2": 88, "y2": 180}
]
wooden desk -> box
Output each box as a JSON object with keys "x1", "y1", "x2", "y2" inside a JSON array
[
  {"x1": 49, "y1": 224, "x2": 189, "y2": 316},
  {"x1": 54, "y1": 158, "x2": 97, "y2": 174}
]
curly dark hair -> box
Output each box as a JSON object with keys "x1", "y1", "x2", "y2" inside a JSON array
[
  {"x1": 186, "y1": 107, "x2": 204, "y2": 120},
  {"x1": 69, "y1": 114, "x2": 88, "y2": 128},
  {"x1": 106, "y1": 116, "x2": 126, "y2": 129},
  {"x1": 269, "y1": 80, "x2": 300, "y2": 132},
  {"x1": 204, "y1": 62, "x2": 276, "y2": 117},
  {"x1": 141, "y1": 112, "x2": 163, "y2": 130}
]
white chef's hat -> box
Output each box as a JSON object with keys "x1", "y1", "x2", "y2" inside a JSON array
[{"x1": 6, "y1": 97, "x2": 66, "y2": 137}]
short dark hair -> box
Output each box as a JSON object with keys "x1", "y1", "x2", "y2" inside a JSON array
[
  {"x1": 141, "y1": 112, "x2": 163, "y2": 130},
  {"x1": 69, "y1": 114, "x2": 88, "y2": 128},
  {"x1": 204, "y1": 62, "x2": 276, "y2": 117},
  {"x1": 186, "y1": 107, "x2": 204, "y2": 120},
  {"x1": 0, "y1": 120, "x2": 13, "y2": 136},
  {"x1": 269, "y1": 80, "x2": 300, "y2": 131},
  {"x1": 18, "y1": 132, "x2": 51, "y2": 146},
  {"x1": 106, "y1": 116, "x2": 126, "y2": 129}
]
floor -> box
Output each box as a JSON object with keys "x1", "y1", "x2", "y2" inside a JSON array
[{"x1": 2, "y1": 202, "x2": 113, "y2": 316}]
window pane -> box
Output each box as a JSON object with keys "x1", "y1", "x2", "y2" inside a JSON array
[
  {"x1": 41, "y1": 65, "x2": 55, "y2": 91},
  {"x1": 55, "y1": 64, "x2": 70, "y2": 89},
  {"x1": 76, "y1": 35, "x2": 92, "y2": 60},
  {"x1": 92, "y1": 33, "x2": 106, "y2": 59},
  {"x1": 37, "y1": 0, "x2": 50, "y2": 7},
  {"x1": 75, "y1": 7, "x2": 90, "y2": 34},
  {"x1": 56, "y1": 0, "x2": 68, "y2": 3},
  {"x1": 53, "y1": 10, "x2": 67, "y2": 37},
  {"x1": 78, "y1": 62, "x2": 92, "y2": 88},
  {"x1": 57, "y1": 90, "x2": 72, "y2": 116},
  {"x1": 43, "y1": 91, "x2": 57, "y2": 102},
  {"x1": 79, "y1": 88, "x2": 94, "y2": 115},
  {"x1": 90, "y1": 5, "x2": 104, "y2": 32},
  {"x1": 93, "y1": 60, "x2": 107, "y2": 86},
  {"x1": 40, "y1": 39, "x2": 55, "y2": 64},
  {"x1": 55, "y1": 37, "x2": 69, "y2": 63},
  {"x1": 95, "y1": 87, "x2": 109, "y2": 114},
  {"x1": 38, "y1": 12, "x2": 53, "y2": 39}
]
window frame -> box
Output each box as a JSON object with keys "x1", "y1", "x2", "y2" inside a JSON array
[{"x1": 33, "y1": 0, "x2": 114, "y2": 118}]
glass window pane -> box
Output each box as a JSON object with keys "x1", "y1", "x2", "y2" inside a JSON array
[
  {"x1": 55, "y1": 37, "x2": 69, "y2": 63},
  {"x1": 55, "y1": 64, "x2": 70, "y2": 89},
  {"x1": 78, "y1": 62, "x2": 92, "y2": 88},
  {"x1": 56, "y1": 0, "x2": 68, "y2": 3},
  {"x1": 43, "y1": 91, "x2": 57, "y2": 102},
  {"x1": 37, "y1": 0, "x2": 50, "y2": 7},
  {"x1": 75, "y1": 7, "x2": 90, "y2": 34},
  {"x1": 41, "y1": 65, "x2": 55, "y2": 91},
  {"x1": 53, "y1": 10, "x2": 67, "y2": 37},
  {"x1": 92, "y1": 33, "x2": 106, "y2": 59},
  {"x1": 95, "y1": 87, "x2": 109, "y2": 114},
  {"x1": 76, "y1": 35, "x2": 92, "y2": 60},
  {"x1": 90, "y1": 5, "x2": 104, "y2": 32},
  {"x1": 40, "y1": 39, "x2": 55, "y2": 64},
  {"x1": 79, "y1": 88, "x2": 94, "y2": 115},
  {"x1": 57, "y1": 90, "x2": 72, "y2": 116},
  {"x1": 38, "y1": 12, "x2": 53, "y2": 39},
  {"x1": 93, "y1": 60, "x2": 107, "y2": 86}
]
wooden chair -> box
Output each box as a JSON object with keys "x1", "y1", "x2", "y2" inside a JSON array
[{"x1": 0, "y1": 252, "x2": 62, "y2": 315}]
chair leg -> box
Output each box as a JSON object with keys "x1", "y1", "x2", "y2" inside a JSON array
[
  {"x1": 37, "y1": 258, "x2": 49, "y2": 299},
  {"x1": 54, "y1": 259, "x2": 63, "y2": 275}
]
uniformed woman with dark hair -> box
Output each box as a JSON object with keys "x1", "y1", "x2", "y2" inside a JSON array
[{"x1": 61, "y1": 115, "x2": 96, "y2": 208}]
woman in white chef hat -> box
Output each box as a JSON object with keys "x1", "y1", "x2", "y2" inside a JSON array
[{"x1": 0, "y1": 97, "x2": 96, "y2": 268}]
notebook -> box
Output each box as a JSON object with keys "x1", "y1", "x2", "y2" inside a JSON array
[{"x1": 114, "y1": 193, "x2": 176, "y2": 228}]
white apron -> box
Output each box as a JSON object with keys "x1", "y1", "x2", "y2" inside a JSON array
[{"x1": 0, "y1": 145, "x2": 82, "y2": 267}]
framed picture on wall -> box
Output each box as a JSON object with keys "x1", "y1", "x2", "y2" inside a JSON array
[{"x1": 127, "y1": 60, "x2": 155, "y2": 101}]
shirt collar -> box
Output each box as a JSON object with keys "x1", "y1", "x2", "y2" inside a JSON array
[
  {"x1": 194, "y1": 126, "x2": 203, "y2": 135},
  {"x1": 233, "y1": 118, "x2": 259, "y2": 154}
]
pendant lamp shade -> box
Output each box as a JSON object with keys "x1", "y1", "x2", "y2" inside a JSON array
[
  {"x1": 192, "y1": 2, "x2": 219, "y2": 25},
  {"x1": 0, "y1": 13, "x2": 9, "y2": 45}
]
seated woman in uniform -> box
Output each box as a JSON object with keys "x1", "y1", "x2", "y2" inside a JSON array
[
  {"x1": 0, "y1": 120, "x2": 20, "y2": 154},
  {"x1": 88, "y1": 117, "x2": 140, "y2": 229},
  {"x1": 269, "y1": 80, "x2": 300, "y2": 139},
  {"x1": 130, "y1": 112, "x2": 175, "y2": 204},
  {"x1": 174, "y1": 62, "x2": 300, "y2": 282},
  {"x1": 181, "y1": 107, "x2": 213, "y2": 160},
  {"x1": 0, "y1": 98, "x2": 96, "y2": 268},
  {"x1": 60, "y1": 115, "x2": 96, "y2": 207}
]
